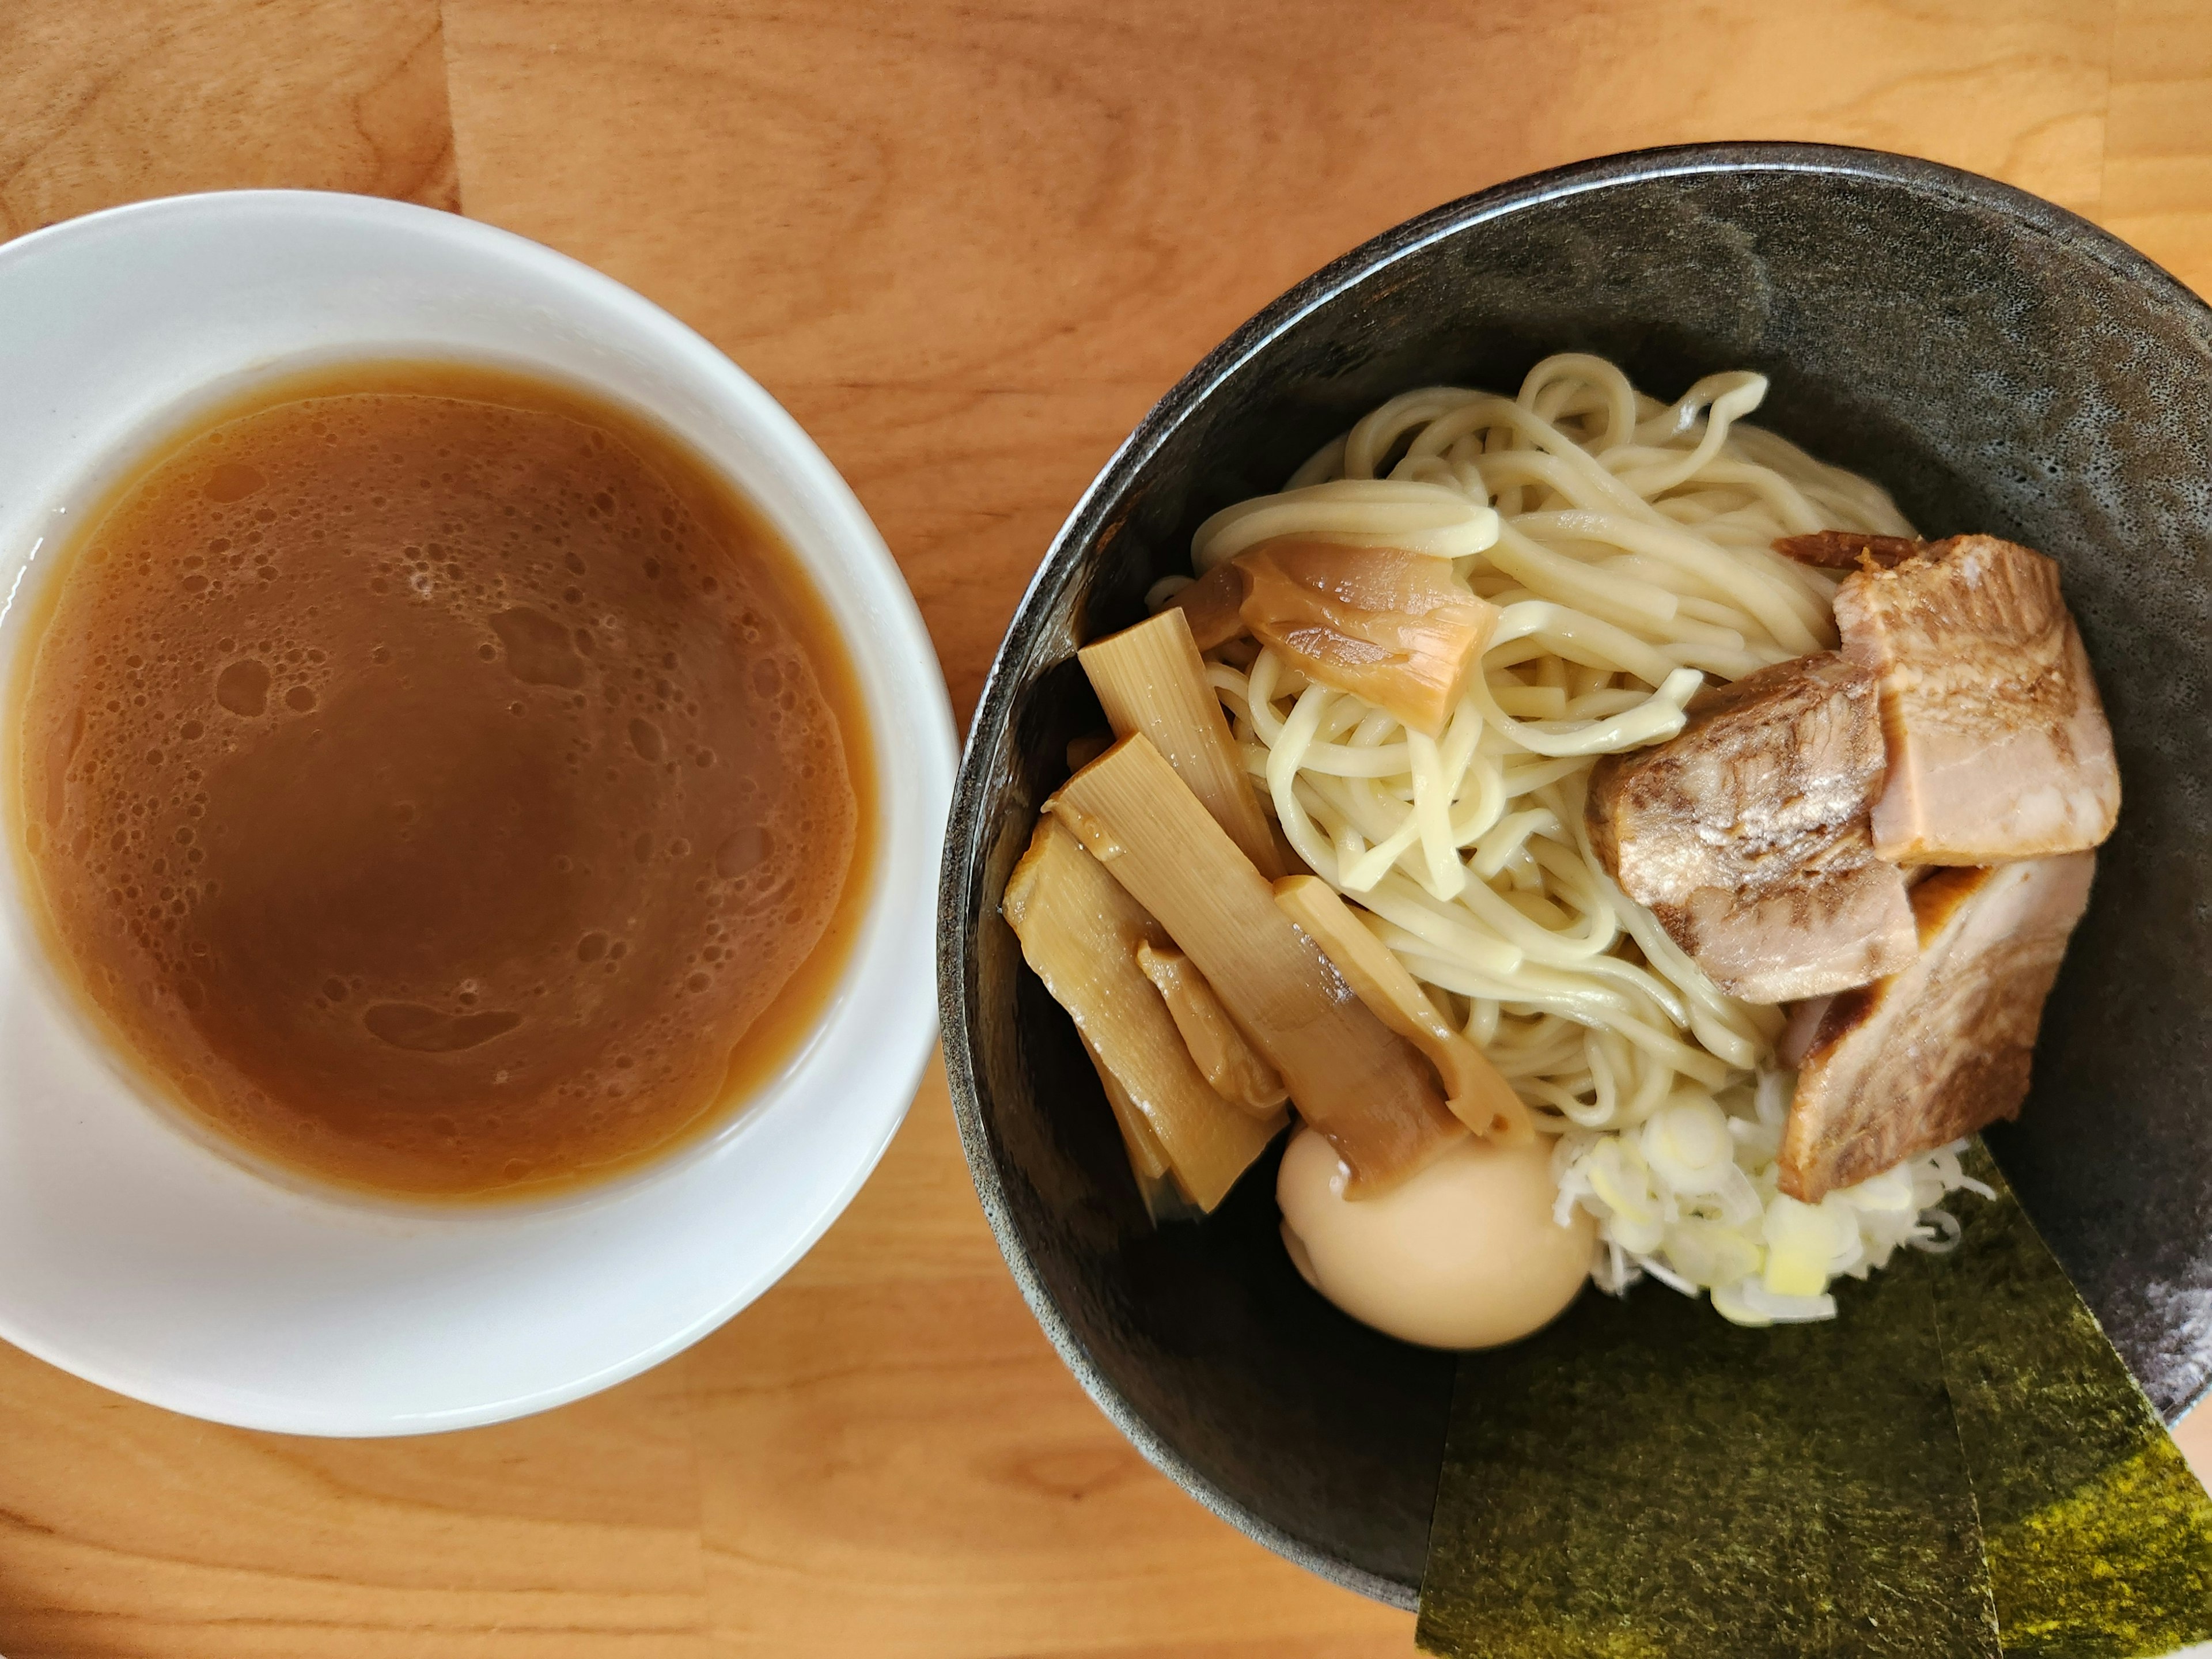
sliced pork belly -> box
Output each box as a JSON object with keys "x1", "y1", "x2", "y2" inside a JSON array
[
  {"x1": 1834, "y1": 534, "x2": 2119, "y2": 863},
  {"x1": 1659, "y1": 854, "x2": 1917, "y2": 1006},
  {"x1": 1779, "y1": 851, "x2": 2095, "y2": 1201},
  {"x1": 1587, "y1": 652, "x2": 1916, "y2": 1003}
]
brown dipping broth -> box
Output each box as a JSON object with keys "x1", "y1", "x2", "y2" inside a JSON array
[{"x1": 5, "y1": 361, "x2": 874, "y2": 1200}]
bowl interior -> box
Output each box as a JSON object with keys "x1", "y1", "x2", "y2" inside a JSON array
[
  {"x1": 942, "y1": 146, "x2": 2212, "y2": 1604},
  {"x1": 0, "y1": 192, "x2": 953, "y2": 1433}
]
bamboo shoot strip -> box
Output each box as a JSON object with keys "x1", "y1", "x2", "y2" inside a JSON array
[
  {"x1": 1136, "y1": 942, "x2": 1287, "y2": 1116},
  {"x1": 1930, "y1": 1142, "x2": 2212, "y2": 1658},
  {"x1": 1080, "y1": 1032, "x2": 1201, "y2": 1226},
  {"x1": 1054, "y1": 734, "x2": 1461, "y2": 1192},
  {"x1": 1079, "y1": 1031, "x2": 1169, "y2": 1182},
  {"x1": 1272, "y1": 876, "x2": 1535, "y2": 1146},
  {"x1": 1418, "y1": 1247, "x2": 2000, "y2": 1659},
  {"x1": 1003, "y1": 816, "x2": 1282, "y2": 1210},
  {"x1": 1081, "y1": 607, "x2": 1283, "y2": 876}
]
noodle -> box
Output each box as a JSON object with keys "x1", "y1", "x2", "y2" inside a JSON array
[{"x1": 1177, "y1": 354, "x2": 1978, "y2": 1325}]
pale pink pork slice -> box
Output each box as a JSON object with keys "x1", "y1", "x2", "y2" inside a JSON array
[
  {"x1": 1834, "y1": 534, "x2": 2119, "y2": 864},
  {"x1": 1780, "y1": 851, "x2": 2095, "y2": 1201}
]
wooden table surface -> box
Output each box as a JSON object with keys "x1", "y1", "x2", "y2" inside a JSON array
[{"x1": 4, "y1": 2, "x2": 2211, "y2": 1654}]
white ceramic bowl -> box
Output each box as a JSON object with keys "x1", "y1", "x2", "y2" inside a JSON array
[{"x1": 0, "y1": 191, "x2": 954, "y2": 1434}]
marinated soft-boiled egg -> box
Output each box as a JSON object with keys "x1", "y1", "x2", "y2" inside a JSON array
[{"x1": 1277, "y1": 1126, "x2": 1594, "y2": 1349}]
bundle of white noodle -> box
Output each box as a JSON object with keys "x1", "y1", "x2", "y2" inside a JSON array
[{"x1": 1153, "y1": 354, "x2": 1986, "y2": 1326}]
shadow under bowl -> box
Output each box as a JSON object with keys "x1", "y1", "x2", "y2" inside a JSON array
[{"x1": 938, "y1": 142, "x2": 2212, "y2": 1608}]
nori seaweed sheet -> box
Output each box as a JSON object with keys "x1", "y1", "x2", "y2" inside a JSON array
[
  {"x1": 1933, "y1": 1145, "x2": 2212, "y2": 1658},
  {"x1": 1417, "y1": 1139, "x2": 2212, "y2": 1658},
  {"x1": 1417, "y1": 1247, "x2": 2000, "y2": 1658}
]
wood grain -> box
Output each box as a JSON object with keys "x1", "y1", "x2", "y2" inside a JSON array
[
  {"x1": 0, "y1": 1353, "x2": 714, "y2": 1658},
  {"x1": 0, "y1": 0, "x2": 457, "y2": 240},
  {"x1": 2105, "y1": 0, "x2": 2212, "y2": 294},
  {"x1": 688, "y1": 1070, "x2": 1410, "y2": 1658},
  {"x1": 441, "y1": 0, "x2": 2118, "y2": 722},
  {"x1": 1, "y1": 1, "x2": 2210, "y2": 1654}
]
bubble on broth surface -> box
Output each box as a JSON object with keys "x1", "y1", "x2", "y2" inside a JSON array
[
  {"x1": 489, "y1": 606, "x2": 586, "y2": 688},
  {"x1": 203, "y1": 462, "x2": 265, "y2": 503},
  {"x1": 215, "y1": 659, "x2": 270, "y2": 716}
]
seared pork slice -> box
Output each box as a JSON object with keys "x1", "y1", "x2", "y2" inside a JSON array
[
  {"x1": 1834, "y1": 534, "x2": 2120, "y2": 863},
  {"x1": 1774, "y1": 532, "x2": 1926, "y2": 570},
  {"x1": 1586, "y1": 652, "x2": 1917, "y2": 1003},
  {"x1": 1776, "y1": 994, "x2": 1832, "y2": 1068},
  {"x1": 1779, "y1": 851, "x2": 2095, "y2": 1201},
  {"x1": 1661, "y1": 855, "x2": 1919, "y2": 1006}
]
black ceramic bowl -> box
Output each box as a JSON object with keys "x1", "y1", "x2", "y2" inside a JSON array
[{"x1": 938, "y1": 142, "x2": 2212, "y2": 1607}]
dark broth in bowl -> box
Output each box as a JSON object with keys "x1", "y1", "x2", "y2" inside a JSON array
[{"x1": 6, "y1": 361, "x2": 873, "y2": 1199}]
